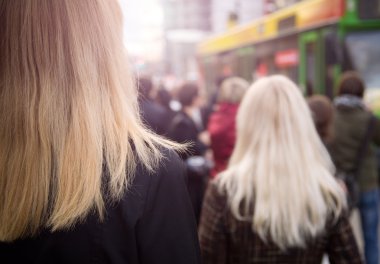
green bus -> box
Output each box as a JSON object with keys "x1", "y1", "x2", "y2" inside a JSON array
[{"x1": 197, "y1": 0, "x2": 380, "y2": 116}]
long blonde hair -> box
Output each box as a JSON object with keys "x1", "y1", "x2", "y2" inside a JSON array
[
  {"x1": 218, "y1": 76, "x2": 346, "y2": 249},
  {"x1": 0, "y1": 0, "x2": 177, "y2": 242}
]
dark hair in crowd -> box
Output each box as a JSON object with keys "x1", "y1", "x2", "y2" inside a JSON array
[
  {"x1": 138, "y1": 76, "x2": 153, "y2": 99},
  {"x1": 156, "y1": 87, "x2": 172, "y2": 108},
  {"x1": 338, "y1": 71, "x2": 365, "y2": 98},
  {"x1": 177, "y1": 82, "x2": 199, "y2": 107}
]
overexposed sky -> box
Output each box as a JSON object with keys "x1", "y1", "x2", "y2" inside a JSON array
[{"x1": 119, "y1": 0, "x2": 164, "y2": 61}]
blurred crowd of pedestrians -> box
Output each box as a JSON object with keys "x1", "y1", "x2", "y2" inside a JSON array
[
  {"x1": 138, "y1": 69, "x2": 380, "y2": 263},
  {"x1": 308, "y1": 72, "x2": 380, "y2": 264},
  {"x1": 1, "y1": 1, "x2": 380, "y2": 264},
  {"x1": 137, "y1": 68, "x2": 380, "y2": 263}
]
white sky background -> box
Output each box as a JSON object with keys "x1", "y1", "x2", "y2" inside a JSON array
[{"x1": 119, "y1": 0, "x2": 164, "y2": 61}]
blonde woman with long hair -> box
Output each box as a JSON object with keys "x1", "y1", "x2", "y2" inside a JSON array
[
  {"x1": 0, "y1": 1, "x2": 200, "y2": 263},
  {"x1": 199, "y1": 76, "x2": 362, "y2": 263}
]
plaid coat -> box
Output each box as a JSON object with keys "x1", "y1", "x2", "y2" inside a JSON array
[{"x1": 199, "y1": 181, "x2": 363, "y2": 264}]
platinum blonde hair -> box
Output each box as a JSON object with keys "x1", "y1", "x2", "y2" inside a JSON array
[
  {"x1": 218, "y1": 75, "x2": 346, "y2": 249},
  {"x1": 0, "y1": 0, "x2": 179, "y2": 242},
  {"x1": 217, "y1": 77, "x2": 249, "y2": 104}
]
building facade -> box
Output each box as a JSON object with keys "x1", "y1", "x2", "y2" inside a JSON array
[
  {"x1": 162, "y1": 0, "x2": 211, "y2": 80},
  {"x1": 211, "y1": 1, "x2": 307, "y2": 33},
  {"x1": 263, "y1": 0, "x2": 305, "y2": 14},
  {"x1": 211, "y1": 0, "x2": 264, "y2": 33},
  {"x1": 161, "y1": 0, "x2": 306, "y2": 79}
]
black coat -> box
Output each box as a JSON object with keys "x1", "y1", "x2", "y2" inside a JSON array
[
  {"x1": 167, "y1": 111, "x2": 207, "y2": 160},
  {"x1": 0, "y1": 149, "x2": 201, "y2": 264},
  {"x1": 140, "y1": 98, "x2": 167, "y2": 135}
]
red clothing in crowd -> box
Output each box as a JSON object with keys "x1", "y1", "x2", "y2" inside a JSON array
[{"x1": 207, "y1": 103, "x2": 239, "y2": 177}]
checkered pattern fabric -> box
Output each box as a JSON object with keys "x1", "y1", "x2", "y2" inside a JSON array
[{"x1": 199, "y1": 181, "x2": 363, "y2": 264}]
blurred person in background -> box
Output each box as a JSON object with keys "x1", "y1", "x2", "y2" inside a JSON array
[
  {"x1": 168, "y1": 82, "x2": 209, "y2": 159},
  {"x1": 138, "y1": 76, "x2": 167, "y2": 135},
  {"x1": 199, "y1": 76, "x2": 362, "y2": 263},
  {"x1": 202, "y1": 75, "x2": 232, "y2": 127},
  {"x1": 207, "y1": 77, "x2": 249, "y2": 177},
  {"x1": 307, "y1": 95, "x2": 352, "y2": 219},
  {"x1": 0, "y1": 1, "x2": 201, "y2": 263},
  {"x1": 329, "y1": 72, "x2": 380, "y2": 264},
  {"x1": 155, "y1": 86, "x2": 177, "y2": 136},
  {"x1": 168, "y1": 82, "x2": 210, "y2": 224},
  {"x1": 307, "y1": 95, "x2": 349, "y2": 194},
  {"x1": 307, "y1": 95, "x2": 335, "y2": 145}
]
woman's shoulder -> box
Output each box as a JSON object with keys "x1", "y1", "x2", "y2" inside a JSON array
[
  {"x1": 132, "y1": 147, "x2": 187, "y2": 204},
  {"x1": 207, "y1": 179, "x2": 226, "y2": 195},
  {"x1": 203, "y1": 179, "x2": 229, "y2": 211},
  {"x1": 118, "y1": 147, "x2": 186, "y2": 202},
  {"x1": 168, "y1": 112, "x2": 195, "y2": 136},
  {"x1": 157, "y1": 147, "x2": 186, "y2": 178},
  {"x1": 112, "y1": 147, "x2": 188, "y2": 229},
  {"x1": 134, "y1": 147, "x2": 186, "y2": 186}
]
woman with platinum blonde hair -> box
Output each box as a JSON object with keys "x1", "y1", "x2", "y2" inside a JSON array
[
  {"x1": 199, "y1": 76, "x2": 362, "y2": 263},
  {"x1": 0, "y1": 1, "x2": 200, "y2": 263}
]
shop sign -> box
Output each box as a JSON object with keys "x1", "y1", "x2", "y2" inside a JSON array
[{"x1": 275, "y1": 49, "x2": 298, "y2": 67}]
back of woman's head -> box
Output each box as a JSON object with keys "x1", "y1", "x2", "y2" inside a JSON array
[
  {"x1": 177, "y1": 82, "x2": 199, "y2": 107},
  {"x1": 338, "y1": 71, "x2": 365, "y2": 98},
  {"x1": 217, "y1": 77, "x2": 249, "y2": 104},
  {"x1": 0, "y1": 0, "x2": 173, "y2": 242},
  {"x1": 138, "y1": 76, "x2": 154, "y2": 99},
  {"x1": 157, "y1": 87, "x2": 172, "y2": 108},
  {"x1": 218, "y1": 75, "x2": 345, "y2": 249},
  {"x1": 307, "y1": 95, "x2": 334, "y2": 143}
]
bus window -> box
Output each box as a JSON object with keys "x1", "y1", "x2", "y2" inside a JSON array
[
  {"x1": 236, "y1": 47, "x2": 255, "y2": 82},
  {"x1": 346, "y1": 31, "x2": 380, "y2": 115},
  {"x1": 219, "y1": 51, "x2": 237, "y2": 78},
  {"x1": 358, "y1": 0, "x2": 380, "y2": 20},
  {"x1": 200, "y1": 56, "x2": 218, "y2": 95},
  {"x1": 306, "y1": 42, "x2": 317, "y2": 96},
  {"x1": 324, "y1": 32, "x2": 340, "y2": 99},
  {"x1": 346, "y1": 31, "x2": 380, "y2": 90},
  {"x1": 255, "y1": 61, "x2": 268, "y2": 79}
]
